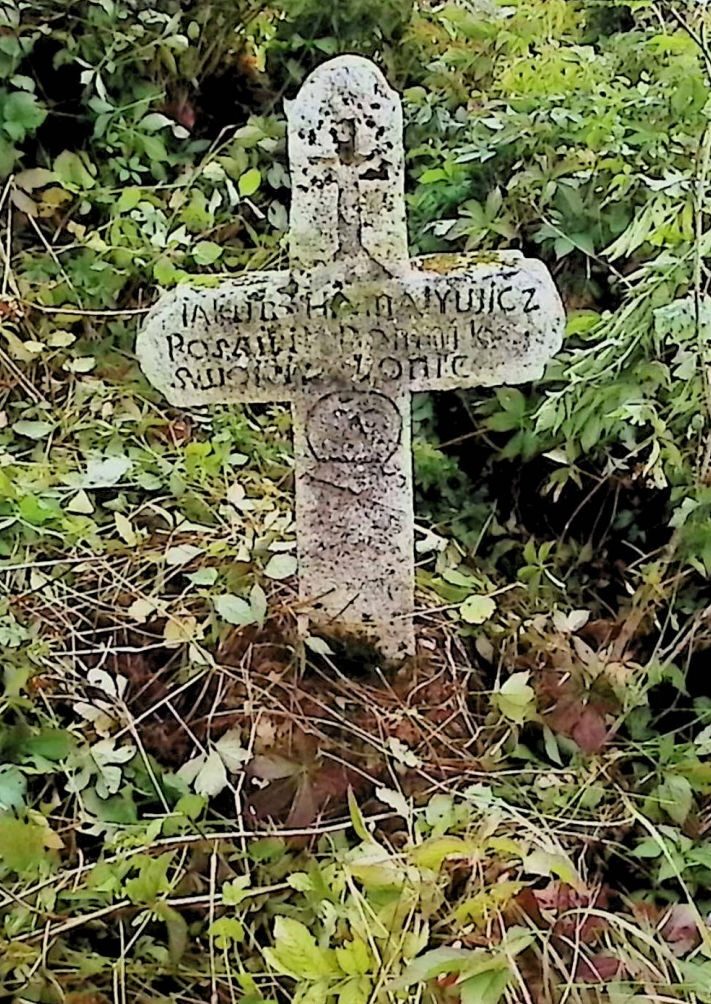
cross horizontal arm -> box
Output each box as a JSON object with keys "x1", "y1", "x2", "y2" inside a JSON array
[
  {"x1": 405, "y1": 251, "x2": 565, "y2": 391},
  {"x1": 136, "y1": 272, "x2": 298, "y2": 406},
  {"x1": 136, "y1": 252, "x2": 564, "y2": 409}
]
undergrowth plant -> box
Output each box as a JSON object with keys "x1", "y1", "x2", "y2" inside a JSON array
[{"x1": 2, "y1": 1, "x2": 711, "y2": 1002}]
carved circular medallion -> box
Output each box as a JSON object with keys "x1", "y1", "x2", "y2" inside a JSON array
[{"x1": 306, "y1": 390, "x2": 401, "y2": 465}]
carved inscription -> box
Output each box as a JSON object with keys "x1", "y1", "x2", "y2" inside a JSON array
[
  {"x1": 178, "y1": 282, "x2": 541, "y2": 326},
  {"x1": 153, "y1": 269, "x2": 548, "y2": 399}
]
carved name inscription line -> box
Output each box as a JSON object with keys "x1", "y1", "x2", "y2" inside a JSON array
[{"x1": 178, "y1": 280, "x2": 543, "y2": 326}]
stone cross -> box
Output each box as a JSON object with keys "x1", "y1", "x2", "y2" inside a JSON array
[{"x1": 136, "y1": 56, "x2": 565, "y2": 659}]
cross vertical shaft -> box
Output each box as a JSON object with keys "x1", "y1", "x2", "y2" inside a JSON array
[
  {"x1": 292, "y1": 380, "x2": 414, "y2": 656},
  {"x1": 286, "y1": 57, "x2": 417, "y2": 656}
]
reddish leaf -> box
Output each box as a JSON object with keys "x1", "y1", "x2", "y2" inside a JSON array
[
  {"x1": 164, "y1": 97, "x2": 196, "y2": 130},
  {"x1": 512, "y1": 888, "x2": 545, "y2": 927},
  {"x1": 286, "y1": 776, "x2": 319, "y2": 828},
  {"x1": 245, "y1": 775, "x2": 299, "y2": 823},
  {"x1": 532, "y1": 882, "x2": 612, "y2": 943},
  {"x1": 571, "y1": 706, "x2": 609, "y2": 753},
  {"x1": 661, "y1": 905, "x2": 700, "y2": 957},
  {"x1": 547, "y1": 700, "x2": 583, "y2": 736},
  {"x1": 575, "y1": 955, "x2": 622, "y2": 982}
]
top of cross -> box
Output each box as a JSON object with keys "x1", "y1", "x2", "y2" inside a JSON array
[
  {"x1": 137, "y1": 54, "x2": 566, "y2": 407},
  {"x1": 285, "y1": 56, "x2": 408, "y2": 277}
]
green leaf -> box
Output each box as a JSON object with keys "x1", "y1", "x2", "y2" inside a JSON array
[
  {"x1": 0, "y1": 137, "x2": 19, "y2": 178},
  {"x1": 3, "y1": 90, "x2": 46, "y2": 141},
  {"x1": 193, "y1": 240, "x2": 223, "y2": 266},
  {"x1": 125, "y1": 854, "x2": 172, "y2": 906},
  {"x1": 0, "y1": 817, "x2": 47, "y2": 872},
  {"x1": 141, "y1": 134, "x2": 168, "y2": 163},
  {"x1": 11, "y1": 419, "x2": 54, "y2": 439},
  {"x1": 165, "y1": 544, "x2": 204, "y2": 566},
  {"x1": 250, "y1": 582, "x2": 268, "y2": 626},
  {"x1": 65, "y1": 355, "x2": 96, "y2": 374},
  {"x1": 459, "y1": 969, "x2": 511, "y2": 1004},
  {"x1": 264, "y1": 554, "x2": 297, "y2": 580},
  {"x1": 392, "y1": 947, "x2": 477, "y2": 988},
  {"x1": 214, "y1": 593, "x2": 256, "y2": 626},
  {"x1": 419, "y1": 167, "x2": 448, "y2": 184},
  {"x1": 188, "y1": 567, "x2": 219, "y2": 586},
  {"x1": 496, "y1": 387, "x2": 526, "y2": 416},
  {"x1": 174, "y1": 793, "x2": 205, "y2": 820},
  {"x1": 239, "y1": 167, "x2": 261, "y2": 197},
  {"x1": 54, "y1": 150, "x2": 96, "y2": 190},
  {"x1": 460, "y1": 595, "x2": 496, "y2": 625},
  {"x1": 191, "y1": 750, "x2": 229, "y2": 797},
  {"x1": 493, "y1": 672, "x2": 536, "y2": 724},
  {"x1": 336, "y1": 939, "x2": 370, "y2": 977},
  {"x1": 66, "y1": 489, "x2": 94, "y2": 514},
  {"x1": 155, "y1": 902, "x2": 188, "y2": 964},
  {"x1": 79, "y1": 455, "x2": 132, "y2": 488},
  {"x1": 0, "y1": 766, "x2": 26, "y2": 812},
  {"x1": 543, "y1": 725, "x2": 563, "y2": 766},
  {"x1": 411, "y1": 836, "x2": 476, "y2": 870},
  {"x1": 24, "y1": 728, "x2": 73, "y2": 762},
  {"x1": 153, "y1": 257, "x2": 180, "y2": 285},
  {"x1": 116, "y1": 186, "x2": 143, "y2": 213},
  {"x1": 658, "y1": 774, "x2": 694, "y2": 825},
  {"x1": 214, "y1": 730, "x2": 249, "y2": 770},
  {"x1": 337, "y1": 977, "x2": 372, "y2": 1004},
  {"x1": 287, "y1": 872, "x2": 313, "y2": 893},
  {"x1": 305, "y1": 635, "x2": 334, "y2": 655},
  {"x1": 443, "y1": 568, "x2": 479, "y2": 588},
  {"x1": 222, "y1": 875, "x2": 251, "y2": 905},
  {"x1": 523, "y1": 849, "x2": 579, "y2": 886},
  {"x1": 672, "y1": 74, "x2": 707, "y2": 118},
  {"x1": 264, "y1": 917, "x2": 338, "y2": 980},
  {"x1": 140, "y1": 112, "x2": 173, "y2": 132},
  {"x1": 348, "y1": 788, "x2": 370, "y2": 843},
  {"x1": 209, "y1": 916, "x2": 244, "y2": 949},
  {"x1": 632, "y1": 838, "x2": 663, "y2": 859}
]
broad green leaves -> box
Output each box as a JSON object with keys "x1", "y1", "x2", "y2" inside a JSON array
[
  {"x1": 264, "y1": 553, "x2": 297, "y2": 579},
  {"x1": 178, "y1": 731, "x2": 249, "y2": 797},
  {"x1": 125, "y1": 853, "x2": 173, "y2": 906},
  {"x1": 393, "y1": 930, "x2": 534, "y2": 1004},
  {"x1": 264, "y1": 918, "x2": 339, "y2": 980},
  {"x1": 239, "y1": 167, "x2": 261, "y2": 197},
  {"x1": 1, "y1": 88, "x2": 45, "y2": 146},
  {"x1": 11, "y1": 419, "x2": 54, "y2": 439},
  {"x1": 460, "y1": 594, "x2": 496, "y2": 624},
  {"x1": 214, "y1": 593, "x2": 253, "y2": 625},
  {"x1": 53, "y1": 150, "x2": 97, "y2": 190},
  {"x1": 0, "y1": 766, "x2": 26, "y2": 812},
  {"x1": 264, "y1": 918, "x2": 374, "y2": 1004},
  {"x1": 4, "y1": 3, "x2": 711, "y2": 1002},
  {"x1": 493, "y1": 673, "x2": 537, "y2": 725},
  {"x1": 193, "y1": 240, "x2": 222, "y2": 266},
  {"x1": 0, "y1": 814, "x2": 61, "y2": 874},
  {"x1": 214, "y1": 584, "x2": 268, "y2": 626}
]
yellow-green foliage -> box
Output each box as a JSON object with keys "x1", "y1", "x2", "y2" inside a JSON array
[{"x1": 3, "y1": 2, "x2": 711, "y2": 1002}]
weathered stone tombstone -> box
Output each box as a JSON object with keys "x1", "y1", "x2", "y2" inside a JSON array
[{"x1": 136, "y1": 55, "x2": 565, "y2": 659}]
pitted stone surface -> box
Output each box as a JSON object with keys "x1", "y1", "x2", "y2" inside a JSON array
[{"x1": 136, "y1": 55, "x2": 566, "y2": 659}]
